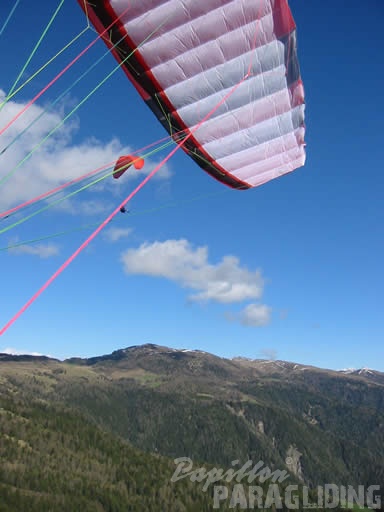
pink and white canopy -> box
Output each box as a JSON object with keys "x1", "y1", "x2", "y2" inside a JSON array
[{"x1": 79, "y1": 0, "x2": 306, "y2": 190}]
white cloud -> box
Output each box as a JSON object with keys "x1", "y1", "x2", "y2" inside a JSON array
[
  {"x1": 8, "y1": 242, "x2": 59, "y2": 258},
  {"x1": 225, "y1": 303, "x2": 272, "y2": 327},
  {"x1": 0, "y1": 89, "x2": 171, "y2": 213},
  {"x1": 61, "y1": 198, "x2": 114, "y2": 216},
  {"x1": 240, "y1": 303, "x2": 271, "y2": 326},
  {"x1": 120, "y1": 238, "x2": 264, "y2": 303},
  {"x1": 1, "y1": 347, "x2": 51, "y2": 357},
  {"x1": 104, "y1": 226, "x2": 132, "y2": 242}
]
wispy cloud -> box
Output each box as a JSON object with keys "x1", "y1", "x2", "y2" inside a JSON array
[
  {"x1": 8, "y1": 242, "x2": 59, "y2": 258},
  {"x1": 225, "y1": 303, "x2": 272, "y2": 327},
  {"x1": 60, "y1": 199, "x2": 114, "y2": 216},
  {"x1": 260, "y1": 348, "x2": 278, "y2": 360},
  {"x1": 1, "y1": 347, "x2": 52, "y2": 357},
  {"x1": 239, "y1": 303, "x2": 272, "y2": 326},
  {"x1": 104, "y1": 227, "x2": 132, "y2": 242},
  {"x1": 121, "y1": 238, "x2": 264, "y2": 304}
]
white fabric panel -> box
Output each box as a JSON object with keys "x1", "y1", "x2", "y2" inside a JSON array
[
  {"x1": 202, "y1": 105, "x2": 304, "y2": 160},
  {"x1": 193, "y1": 88, "x2": 296, "y2": 145},
  {"x1": 234, "y1": 146, "x2": 304, "y2": 179},
  {"x1": 247, "y1": 155, "x2": 306, "y2": 187},
  {"x1": 175, "y1": 61, "x2": 287, "y2": 126},
  {"x1": 134, "y1": 8, "x2": 274, "y2": 71},
  {"x1": 113, "y1": 0, "x2": 271, "y2": 48},
  {"x1": 217, "y1": 128, "x2": 305, "y2": 171},
  {"x1": 163, "y1": 42, "x2": 284, "y2": 111},
  {"x1": 109, "y1": 0, "x2": 306, "y2": 187}
]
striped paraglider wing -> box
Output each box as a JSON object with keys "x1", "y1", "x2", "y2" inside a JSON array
[{"x1": 79, "y1": 0, "x2": 306, "y2": 190}]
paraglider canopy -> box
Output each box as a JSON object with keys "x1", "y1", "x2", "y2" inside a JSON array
[
  {"x1": 79, "y1": 0, "x2": 306, "y2": 191},
  {"x1": 112, "y1": 154, "x2": 145, "y2": 179}
]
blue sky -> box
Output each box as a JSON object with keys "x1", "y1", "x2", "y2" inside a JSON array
[{"x1": 0, "y1": 0, "x2": 383, "y2": 371}]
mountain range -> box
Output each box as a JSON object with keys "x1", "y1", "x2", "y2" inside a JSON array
[{"x1": 0, "y1": 343, "x2": 383, "y2": 510}]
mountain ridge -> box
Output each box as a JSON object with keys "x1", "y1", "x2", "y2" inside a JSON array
[
  {"x1": 0, "y1": 342, "x2": 383, "y2": 494},
  {"x1": 2, "y1": 343, "x2": 382, "y2": 386}
]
